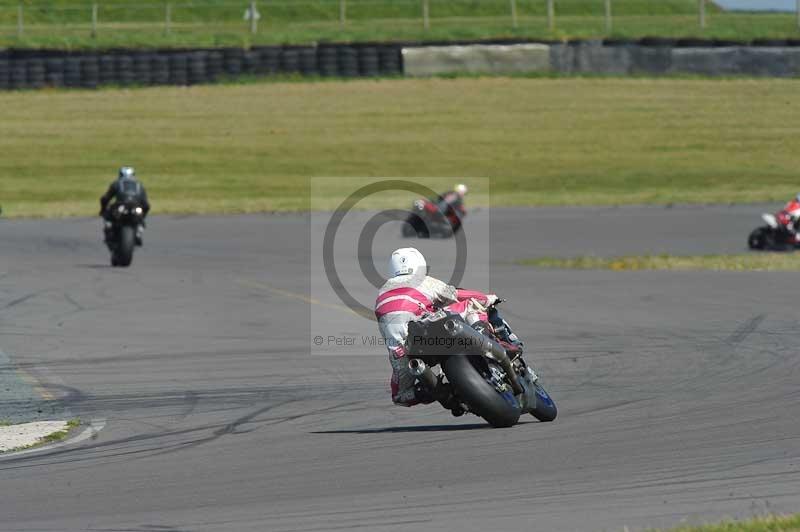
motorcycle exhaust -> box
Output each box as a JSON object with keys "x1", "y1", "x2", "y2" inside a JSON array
[
  {"x1": 442, "y1": 318, "x2": 524, "y2": 396},
  {"x1": 409, "y1": 359, "x2": 438, "y2": 391}
]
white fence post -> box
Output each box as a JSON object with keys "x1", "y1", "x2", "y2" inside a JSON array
[
  {"x1": 165, "y1": 2, "x2": 172, "y2": 35},
  {"x1": 510, "y1": 0, "x2": 517, "y2": 28},
  {"x1": 547, "y1": 0, "x2": 554, "y2": 31},
  {"x1": 17, "y1": 2, "x2": 23, "y2": 38},
  {"x1": 699, "y1": 0, "x2": 706, "y2": 29},
  {"x1": 605, "y1": 0, "x2": 612, "y2": 33},
  {"x1": 91, "y1": 3, "x2": 98, "y2": 38},
  {"x1": 340, "y1": 0, "x2": 346, "y2": 27},
  {"x1": 423, "y1": 0, "x2": 430, "y2": 30},
  {"x1": 250, "y1": 0, "x2": 258, "y2": 34}
]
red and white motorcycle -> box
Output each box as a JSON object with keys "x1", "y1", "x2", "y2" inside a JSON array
[{"x1": 748, "y1": 200, "x2": 800, "y2": 251}]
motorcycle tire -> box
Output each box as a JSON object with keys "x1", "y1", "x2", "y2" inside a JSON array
[
  {"x1": 116, "y1": 226, "x2": 135, "y2": 267},
  {"x1": 444, "y1": 355, "x2": 521, "y2": 428},
  {"x1": 748, "y1": 227, "x2": 768, "y2": 250},
  {"x1": 529, "y1": 381, "x2": 557, "y2": 422}
]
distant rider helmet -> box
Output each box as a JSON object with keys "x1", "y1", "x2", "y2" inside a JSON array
[
  {"x1": 389, "y1": 247, "x2": 427, "y2": 278},
  {"x1": 455, "y1": 183, "x2": 468, "y2": 197},
  {"x1": 118, "y1": 166, "x2": 135, "y2": 180}
]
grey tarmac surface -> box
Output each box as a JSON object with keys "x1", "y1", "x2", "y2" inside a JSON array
[{"x1": 0, "y1": 204, "x2": 798, "y2": 532}]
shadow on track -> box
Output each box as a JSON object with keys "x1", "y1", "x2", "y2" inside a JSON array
[{"x1": 312, "y1": 423, "x2": 492, "y2": 434}]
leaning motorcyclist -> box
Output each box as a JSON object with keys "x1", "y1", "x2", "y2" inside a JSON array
[
  {"x1": 99, "y1": 167, "x2": 150, "y2": 247},
  {"x1": 776, "y1": 193, "x2": 800, "y2": 243},
  {"x1": 435, "y1": 183, "x2": 468, "y2": 223},
  {"x1": 375, "y1": 247, "x2": 515, "y2": 411}
]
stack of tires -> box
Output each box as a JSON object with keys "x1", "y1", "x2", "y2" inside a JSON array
[
  {"x1": 0, "y1": 58, "x2": 10, "y2": 90},
  {"x1": 0, "y1": 44, "x2": 408, "y2": 91}
]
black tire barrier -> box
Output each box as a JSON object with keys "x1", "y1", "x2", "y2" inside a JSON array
[
  {"x1": 358, "y1": 46, "x2": 380, "y2": 77},
  {"x1": 98, "y1": 55, "x2": 116, "y2": 85},
  {"x1": 64, "y1": 57, "x2": 82, "y2": 87},
  {"x1": 299, "y1": 48, "x2": 318, "y2": 76},
  {"x1": 638, "y1": 36, "x2": 677, "y2": 47},
  {"x1": 280, "y1": 48, "x2": 300, "y2": 73},
  {"x1": 206, "y1": 51, "x2": 223, "y2": 81},
  {"x1": 751, "y1": 39, "x2": 788, "y2": 47},
  {"x1": 169, "y1": 53, "x2": 188, "y2": 85},
  {"x1": 81, "y1": 56, "x2": 100, "y2": 89},
  {"x1": 256, "y1": 47, "x2": 280, "y2": 74},
  {"x1": 337, "y1": 47, "x2": 359, "y2": 77},
  {"x1": 223, "y1": 48, "x2": 244, "y2": 77},
  {"x1": 45, "y1": 57, "x2": 64, "y2": 87},
  {"x1": 675, "y1": 38, "x2": 711, "y2": 48},
  {"x1": 318, "y1": 47, "x2": 338, "y2": 76},
  {"x1": 151, "y1": 54, "x2": 170, "y2": 85},
  {"x1": 133, "y1": 54, "x2": 152, "y2": 85},
  {"x1": 116, "y1": 55, "x2": 135, "y2": 85},
  {"x1": 188, "y1": 52, "x2": 207, "y2": 84},
  {"x1": 378, "y1": 46, "x2": 402, "y2": 75},
  {"x1": 27, "y1": 58, "x2": 46, "y2": 89},
  {"x1": 9, "y1": 61, "x2": 27, "y2": 89},
  {"x1": 242, "y1": 50, "x2": 259, "y2": 74},
  {"x1": 0, "y1": 60, "x2": 9, "y2": 90}
]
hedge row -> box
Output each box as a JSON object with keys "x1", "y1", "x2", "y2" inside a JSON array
[{"x1": 0, "y1": 45, "x2": 403, "y2": 90}]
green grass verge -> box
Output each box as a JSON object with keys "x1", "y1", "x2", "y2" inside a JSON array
[
  {"x1": 656, "y1": 514, "x2": 800, "y2": 532},
  {"x1": 521, "y1": 253, "x2": 800, "y2": 271},
  {"x1": 38, "y1": 418, "x2": 80, "y2": 444},
  {"x1": 1, "y1": 76, "x2": 799, "y2": 218},
  {"x1": 2, "y1": 0, "x2": 799, "y2": 50}
]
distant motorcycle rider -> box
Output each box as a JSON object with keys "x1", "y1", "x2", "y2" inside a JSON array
[
  {"x1": 778, "y1": 193, "x2": 800, "y2": 243},
  {"x1": 100, "y1": 167, "x2": 150, "y2": 247},
  {"x1": 375, "y1": 247, "x2": 508, "y2": 410},
  {"x1": 436, "y1": 183, "x2": 468, "y2": 222}
]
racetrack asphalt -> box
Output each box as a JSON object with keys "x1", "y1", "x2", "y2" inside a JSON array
[{"x1": 0, "y1": 204, "x2": 798, "y2": 532}]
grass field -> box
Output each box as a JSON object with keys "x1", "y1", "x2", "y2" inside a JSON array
[
  {"x1": 1, "y1": 0, "x2": 798, "y2": 50},
  {"x1": 659, "y1": 514, "x2": 800, "y2": 532},
  {"x1": 521, "y1": 253, "x2": 800, "y2": 271},
  {"x1": 1, "y1": 76, "x2": 799, "y2": 217}
]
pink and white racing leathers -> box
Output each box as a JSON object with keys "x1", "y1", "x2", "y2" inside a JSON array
[{"x1": 374, "y1": 272, "x2": 496, "y2": 406}]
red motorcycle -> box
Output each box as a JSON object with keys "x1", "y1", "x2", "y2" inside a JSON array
[{"x1": 401, "y1": 197, "x2": 465, "y2": 238}]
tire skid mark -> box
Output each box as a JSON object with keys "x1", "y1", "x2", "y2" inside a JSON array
[{"x1": 726, "y1": 313, "x2": 766, "y2": 345}]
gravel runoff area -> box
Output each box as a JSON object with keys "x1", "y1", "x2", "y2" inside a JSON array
[{"x1": 0, "y1": 421, "x2": 69, "y2": 453}]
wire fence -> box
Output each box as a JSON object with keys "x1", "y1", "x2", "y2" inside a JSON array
[{"x1": 0, "y1": 0, "x2": 798, "y2": 42}]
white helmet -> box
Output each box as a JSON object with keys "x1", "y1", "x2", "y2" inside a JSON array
[
  {"x1": 118, "y1": 166, "x2": 135, "y2": 180},
  {"x1": 389, "y1": 247, "x2": 427, "y2": 277},
  {"x1": 455, "y1": 183, "x2": 468, "y2": 197}
]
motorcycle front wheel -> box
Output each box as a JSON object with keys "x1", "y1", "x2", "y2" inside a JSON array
[
  {"x1": 115, "y1": 225, "x2": 135, "y2": 267},
  {"x1": 529, "y1": 381, "x2": 557, "y2": 422}
]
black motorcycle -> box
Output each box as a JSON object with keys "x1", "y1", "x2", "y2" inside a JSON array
[
  {"x1": 748, "y1": 213, "x2": 800, "y2": 251},
  {"x1": 106, "y1": 202, "x2": 144, "y2": 267},
  {"x1": 401, "y1": 198, "x2": 464, "y2": 239},
  {"x1": 405, "y1": 303, "x2": 557, "y2": 428}
]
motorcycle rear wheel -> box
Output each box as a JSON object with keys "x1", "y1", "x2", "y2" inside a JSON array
[
  {"x1": 444, "y1": 355, "x2": 521, "y2": 428},
  {"x1": 748, "y1": 227, "x2": 768, "y2": 250}
]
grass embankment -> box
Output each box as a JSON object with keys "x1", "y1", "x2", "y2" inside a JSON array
[
  {"x1": 522, "y1": 254, "x2": 800, "y2": 271},
  {"x1": 659, "y1": 514, "x2": 800, "y2": 532},
  {"x1": 1, "y1": 77, "x2": 799, "y2": 217},
  {"x1": 0, "y1": 0, "x2": 797, "y2": 49}
]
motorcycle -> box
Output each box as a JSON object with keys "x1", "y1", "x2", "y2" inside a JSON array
[
  {"x1": 105, "y1": 202, "x2": 144, "y2": 267},
  {"x1": 748, "y1": 212, "x2": 800, "y2": 251},
  {"x1": 401, "y1": 197, "x2": 464, "y2": 239},
  {"x1": 405, "y1": 301, "x2": 557, "y2": 428}
]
